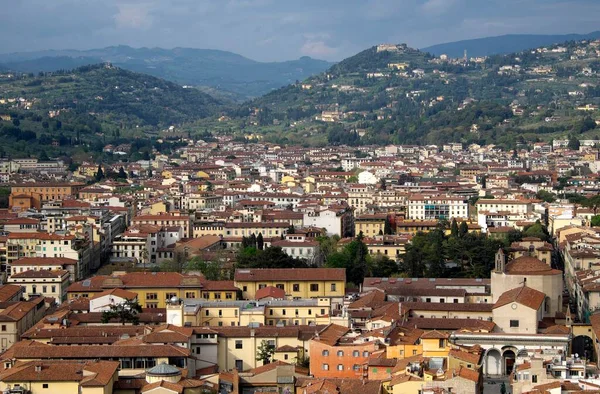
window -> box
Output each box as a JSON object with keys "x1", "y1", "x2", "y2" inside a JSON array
[
  {"x1": 322, "y1": 350, "x2": 329, "y2": 356},
  {"x1": 331, "y1": 283, "x2": 336, "y2": 291},
  {"x1": 310, "y1": 284, "x2": 319, "y2": 292},
  {"x1": 243, "y1": 286, "x2": 247, "y2": 292},
  {"x1": 205, "y1": 310, "x2": 209, "y2": 316},
  {"x1": 532, "y1": 375, "x2": 537, "y2": 383},
  {"x1": 439, "y1": 339, "x2": 445, "y2": 348},
  {"x1": 166, "y1": 292, "x2": 177, "y2": 299},
  {"x1": 322, "y1": 363, "x2": 329, "y2": 370},
  {"x1": 42, "y1": 286, "x2": 47, "y2": 293},
  {"x1": 225, "y1": 293, "x2": 233, "y2": 299},
  {"x1": 363, "y1": 351, "x2": 369, "y2": 357},
  {"x1": 372, "y1": 368, "x2": 378, "y2": 373},
  {"x1": 425, "y1": 298, "x2": 431, "y2": 303},
  {"x1": 337, "y1": 350, "x2": 344, "y2": 357},
  {"x1": 146, "y1": 293, "x2": 158, "y2": 300},
  {"x1": 510, "y1": 320, "x2": 519, "y2": 328},
  {"x1": 146, "y1": 303, "x2": 158, "y2": 309},
  {"x1": 293, "y1": 284, "x2": 300, "y2": 292},
  {"x1": 353, "y1": 364, "x2": 360, "y2": 371},
  {"x1": 235, "y1": 340, "x2": 243, "y2": 349},
  {"x1": 42, "y1": 384, "x2": 49, "y2": 389},
  {"x1": 186, "y1": 292, "x2": 196, "y2": 299},
  {"x1": 1, "y1": 325, "x2": 5, "y2": 332},
  {"x1": 214, "y1": 292, "x2": 221, "y2": 299},
  {"x1": 453, "y1": 298, "x2": 459, "y2": 303},
  {"x1": 412, "y1": 350, "x2": 417, "y2": 356},
  {"x1": 337, "y1": 364, "x2": 344, "y2": 371},
  {"x1": 276, "y1": 283, "x2": 284, "y2": 289}
]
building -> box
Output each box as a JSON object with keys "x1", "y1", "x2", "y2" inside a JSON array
[
  {"x1": 9, "y1": 183, "x2": 85, "y2": 210},
  {"x1": 407, "y1": 195, "x2": 468, "y2": 220},
  {"x1": 8, "y1": 270, "x2": 70, "y2": 303},
  {"x1": 234, "y1": 268, "x2": 346, "y2": 300},
  {"x1": 0, "y1": 360, "x2": 119, "y2": 394}
]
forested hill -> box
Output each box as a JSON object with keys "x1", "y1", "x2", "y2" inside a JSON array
[
  {"x1": 0, "y1": 46, "x2": 334, "y2": 99},
  {"x1": 227, "y1": 40, "x2": 600, "y2": 148},
  {"x1": 0, "y1": 64, "x2": 222, "y2": 127},
  {"x1": 0, "y1": 64, "x2": 225, "y2": 159}
]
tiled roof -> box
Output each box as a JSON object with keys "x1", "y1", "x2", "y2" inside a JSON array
[
  {"x1": 505, "y1": 256, "x2": 561, "y2": 275},
  {"x1": 255, "y1": 286, "x2": 286, "y2": 300},
  {"x1": 234, "y1": 268, "x2": 345, "y2": 282},
  {"x1": 494, "y1": 286, "x2": 546, "y2": 310}
]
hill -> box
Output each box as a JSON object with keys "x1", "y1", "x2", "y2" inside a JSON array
[
  {"x1": 0, "y1": 64, "x2": 223, "y2": 159},
  {"x1": 422, "y1": 31, "x2": 600, "y2": 58},
  {"x1": 222, "y1": 40, "x2": 600, "y2": 148},
  {"x1": 0, "y1": 46, "x2": 334, "y2": 99}
]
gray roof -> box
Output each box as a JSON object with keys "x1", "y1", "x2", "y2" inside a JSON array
[{"x1": 146, "y1": 362, "x2": 181, "y2": 376}]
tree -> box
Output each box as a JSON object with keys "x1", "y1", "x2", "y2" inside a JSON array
[
  {"x1": 591, "y1": 215, "x2": 600, "y2": 227},
  {"x1": 95, "y1": 164, "x2": 105, "y2": 182},
  {"x1": 249, "y1": 234, "x2": 257, "y2": 249},
  {"x1": 101, "y1": 298, "x2": 143, "y2": 325},
  {"x1": 257, "y1": 233, "x2": 264, "y2": 250},
  {"x1": 459, "y1": 221, "x2": 469, "y2": 238},
  {"x1": 326, "y1": 234, "x2": 369, "y2": 285},
  {"x1": 369, "y1": 255, "x2": 399, "y2": 277},
  {"x1": 184, "y1": 256, "x2": 223, "y2": 280},
  {"x1": 256, "y1": 340, "x2": 275, "y2": 365},
  {"x1": 523, "y1": 221, "x2": 551, "y2": 242},
  {"x1": 140, "y1": 248, "x2": 149, "y2": 270},
  {"x1": 568, "y1": 136, "x2": 580, "y2": 150},
  {"x1": 159, "y1": 251, "x2": 187, "y2": 272},
  {"x1": 536, "y1": 190, "x2": 556, "y2": 203},
  {"x1": 287, "y1": 225, "x2": 296, "y2": 234},
  {"x1": 450, "y1": 219, "x2": 459, "y2": 238},
  {"x1": 118, "y1": 167, "x2": 128, "y2": 179}
]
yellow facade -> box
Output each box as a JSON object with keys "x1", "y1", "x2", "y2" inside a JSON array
[
  {"x1": 69, "y1": 288, "x2": 238, "y2": 309},
  {"x1": 217, "y1": 334, "x2": 309, "y2": 371},
  {"x1": 387, "y1": 343, "x2": 423, "y2": 359},
  {"x1": 421, "y1": 337, "x2": 451, "y2": 358},
  {"x1": 391, "y1": 379, "x2": 424, "y2": 394},
  {"x1": 236, "y1": 280, "x2": 345, "y2": 300},
  {"x1": 149, "y1": 201, "x2": 168, "y2": 215},
  {"x1": 355, "y1": 219, "x2": 386, "y2": 237}
]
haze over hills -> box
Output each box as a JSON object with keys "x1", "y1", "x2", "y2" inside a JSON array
[
  {"x1": 422, "y1": 31, "x2": 600, "y2": 58},
  {"x1": 0, "y1": 46, "x2": 333, "y2": 100}
]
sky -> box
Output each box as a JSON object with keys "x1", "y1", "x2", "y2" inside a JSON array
[{"x1": 1, "y1": 0, "x2": 599, "y2": 62}]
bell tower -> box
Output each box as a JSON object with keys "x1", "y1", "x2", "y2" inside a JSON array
[{"x1": 495, "y1": 248, "x2": 506, "y2": 273}]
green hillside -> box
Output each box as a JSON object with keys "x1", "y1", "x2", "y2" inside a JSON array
[
  {"x1": 0, "y1": 46, "x2": 334, "y2": 99},
  {"x1": 0, "y1": 64, "x2": 223, "y2": 160},
  {"x1": 224, "y1": 41, "x2": 600, "y2": 148}
]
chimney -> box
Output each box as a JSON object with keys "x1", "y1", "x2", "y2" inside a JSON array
[{"x1": 35, "y1": 365, "x2": 42, "y2": 372}]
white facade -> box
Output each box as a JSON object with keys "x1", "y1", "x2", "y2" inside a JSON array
[{"x1": 407, "y1": 195, "x2": 468, "y2": 220}]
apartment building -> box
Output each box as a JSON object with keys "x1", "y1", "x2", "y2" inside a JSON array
[
  {"x1": 67, "y1": 272, "x2": 240, "y2": 308},
  {"x1": 8, "y1": 269, "x2": 70, "y2": 303},
  {"x1": 9, "y1": 183, "x2": 85, "y2": 210},
  {"x1": 132, "y1": 213, "x2": 192, "y2": 238},
  {"x1": 234, "y1": 268, "x2": 346, "y2": 300},
  {"x1": 407, "y1": 194, "x2": 468, "y2": 220},
  {"x1": 354, "y1": 214, "x2": 388, "y2": 236}
]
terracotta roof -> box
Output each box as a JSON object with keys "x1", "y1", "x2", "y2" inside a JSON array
[
  {"x1": 141, "y1": 380, "x2": 183, "y2": 393},
  {"x1": 10, "y1": 269, "x2": 69, "y2": 279},
  {"x1": 0, "y1": 360, "x2": 118, "y2": 386},
  {"x1": 90, "y1": 288, "x2": 138, "y2": 300},
  {"x1": 313, "y1": 324, "x2": 351, "y2": 346},
  {"x1": 449, "y1": 349, "x2": 482, "y2": 365},
  {"x1": 234, "y1": 268, "x2": 345, "y2": 282},
  {"x1": 4, "y1": 342, "x2": 190, "y2": 360},
  {"x1": 403, "y1": 302, "x2": 493, "y2": 312},
  {"x1": 12, "y1": 257, "x2": 78, "y2": 266},
  {"x1": 494, "y1": 286, "x2": 546, "y2": 310},
  {"x1": 421, "y1": 330, "x2": 449, "y2": 339},
  {"x1": 255, "y1": 286, "x2": 286, "y2": 300},
  {"x1": 505, "y1": 256, "x2": 561, "y2": 275},
  {"x1": 0, "y1": 284, "x2": 23, "y2": 302}
]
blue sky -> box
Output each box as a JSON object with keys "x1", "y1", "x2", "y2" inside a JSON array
[{"x1": 1, "y1": 0, "x2": 599, "y2": 61}]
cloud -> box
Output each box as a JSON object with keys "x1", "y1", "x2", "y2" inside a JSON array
[
  {"x1": 0, "y1": 0, "x2": 599, "y2": 61},
  {"x1": 114, "y1": 3, "x2": 153, "y2": 29},
  {"x1": 301, "y1": 40, "x2": 339, "y2": 58},
  {"x1": 421, "y1": 0, "x2": 458, "y2": 16}
]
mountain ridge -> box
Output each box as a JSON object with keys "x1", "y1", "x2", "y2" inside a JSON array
[
  {"x1": 0, "y1": 46, "x2": 334, "y2": 100},
  {"x1": 422, "y1": 31, "x2": 600, "y2": 58}
]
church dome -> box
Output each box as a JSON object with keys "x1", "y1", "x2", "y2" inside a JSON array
[{"x1": 505, "y1": 256, "x2": 559, "y2": 275}]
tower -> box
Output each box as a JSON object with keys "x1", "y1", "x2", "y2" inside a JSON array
[
  {"x1": 463, "y1": 49, "x2": 468, "y2": 63},
  {"x1": 494, "y1": 248, "x2": 506, "y2": 273}
]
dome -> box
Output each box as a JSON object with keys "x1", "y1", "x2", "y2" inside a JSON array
[
  {"x1": 146, "y1": 362, "x2": 182, "y2": 384},
  {"x1": 504, "y1": 256, "x2": 559, "y2": 275}
]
